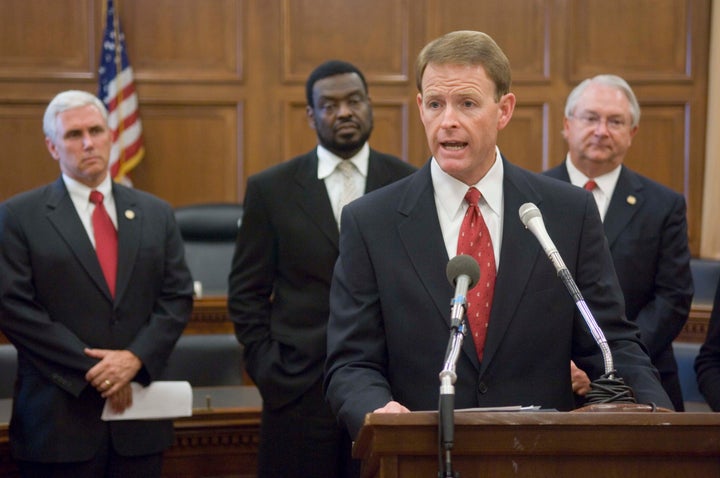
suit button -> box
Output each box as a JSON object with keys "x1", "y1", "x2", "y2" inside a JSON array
[{"x1": 478, "y1": 382, "x2": 488, "y2": 394}]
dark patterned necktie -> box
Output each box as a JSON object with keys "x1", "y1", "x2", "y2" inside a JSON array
[
  {"x1": 456, "y1": 187, "x2": 496, "y2": 361},
  {"x1": 90, "y1": 190, "x2": 118, "y2": 297}
]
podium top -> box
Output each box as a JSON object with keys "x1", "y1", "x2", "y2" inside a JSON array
[
  {"x1": 354, "y1": 410, "x2": 720, "y2": 459},
  {"x1": 360, "y1": 409, "x2": 720, "y2": 428},
  {"x1": 353, "y1": 411, "x2": 720, "y2": 478}
]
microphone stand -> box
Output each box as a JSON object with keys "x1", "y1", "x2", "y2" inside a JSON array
[
  {"x1": 437, "y1": 297, "x2": 466, "y2": 478},
  {"x1": 520, "y1": 203, "x2": 655, "y2": 409},
  {"x1": 556, "y1": 268, "x2": 636, "y2": 405}
]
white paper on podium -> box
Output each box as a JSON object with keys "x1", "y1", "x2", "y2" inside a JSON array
[
  {"x1": 101, "y1": 381, "x2": 192, "y2": 421},
  {"x1": 416, "y1": 405, "x2": 542, "y2": 414},
  {"x1": 457, "y1": 405, "x2": 541, "y2": 412}
]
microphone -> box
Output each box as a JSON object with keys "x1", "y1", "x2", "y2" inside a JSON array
[
  {"x1": 445, "y1": 254, "x2": 481, "y2": 329},
  {"x1": 519, "y1": 203, "x2": 636, "y2": 406},
  {"x1": 519, "y1": 203, "x2": 583, "y2": 302},
  {"x1": 437, "y1": 255, "x2": 480, "y2": 476},
  {"x1": 519, "y1": 203, "x2": 569, "y2": 281}
]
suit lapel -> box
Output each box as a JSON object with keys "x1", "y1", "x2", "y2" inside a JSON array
[
  {"x1": 366, "y1": 149, "x2": 397, "y2": 192},
  {"x1": 546, "y1": 163, "x2": 571, "y2": 183},
  {"x1": 547, "y1": 163, "x2": 643, "y2": 249},
  {"x1": 396, "y1": 161, "x2": 549, "y2": 373},
  {"x1": 112, "y1": 185, "x2": 141, "y2": 303},
  {"x1": 396, "y1": 166, "x2": 451, "y2": 320},
  {"x1": 603, "y1": 167, "x2": 643, "y2": 248},
  {"x1": 45, "y1": 178, "x2": 112, "y2": 299},
  {"x1": 397, "y1": 164, "x2": 485, "y2": 370},
  {"x1": 291, "y1": 151, "x2": 339, "y2": 249},
  {"x1": 481, "y1": 161, "x2": 545, "y2": 373}
]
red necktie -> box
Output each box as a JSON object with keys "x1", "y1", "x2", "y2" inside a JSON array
[
  {"x1": 457, "y1": 187, "x2": 496, "y2": 361},
  {"x1": 584, "y1": 180, "x2": 597, "y2": 191},
  {"x1": 90, "y1": 190, "x2": 118, "y2": 297}
]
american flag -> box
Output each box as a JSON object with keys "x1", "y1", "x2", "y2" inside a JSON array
[{"x1": 98, "y1": 0, "x2": 144, "y2": 186}]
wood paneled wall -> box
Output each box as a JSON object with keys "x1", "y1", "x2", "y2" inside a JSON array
[
  {"x1": 701, "y1": 1, "x2": 720, "y2": 260},
  {"x1": 0, "y1": 0, "x2": 711, "y2": 255}
]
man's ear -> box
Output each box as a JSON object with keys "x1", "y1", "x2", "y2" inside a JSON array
[
  {"x1": 306, "y1": 105, "x2": 316, "y2": 130},
  {"x1": 45, "y1": 137, "x2": 60, "y2": 161},
  {"x1": 416, "y1": 92, "x2": 425, "y2": 122},
  {"x1": 561, "y1": 116, "x2": 570, "y2": 141},
  {"x1": 496, "y1": 93, "x2": 516, "y2": 131}
]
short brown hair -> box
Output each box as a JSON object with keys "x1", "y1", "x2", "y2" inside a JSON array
[{"x1": 415, "y1": 30, "x2": 511, "y2": 101}]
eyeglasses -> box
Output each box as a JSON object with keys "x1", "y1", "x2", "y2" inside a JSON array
[{"x1": 570, "y1": 113, "x2": 629, "y2": 131}]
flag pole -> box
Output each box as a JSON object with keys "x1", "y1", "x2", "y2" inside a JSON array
[{"x1": 113, "y1": 0, "x2": 127, "y2": 169}]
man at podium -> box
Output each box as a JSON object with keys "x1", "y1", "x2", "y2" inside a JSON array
[{"x1": 324, "y1": 30, "x2": 674, "y2": 442}]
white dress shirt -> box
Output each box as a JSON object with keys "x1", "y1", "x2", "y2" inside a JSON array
[
  {"x1": 431, "y1": 146, "x2": 504, "y2": 268},
  {"x1": 63, "y1": 174, "x2": 117, "y2": 248},
  {"x1": 317, "y1": 143, "x2": 369, "y2": 226},
  {"x1": 564, "y1": 155, "x2": 621, "y2": 221}
]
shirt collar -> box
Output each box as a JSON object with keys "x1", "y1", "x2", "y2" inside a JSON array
[
  {"x1": 564, "y1": 154, "x2": 622, "y2": 194},
  {"x1": 63, "y1": 173, "x2": 113, "y2": 206},
  {"x1": 317, "y1": 143, "x2": 370, "y2": 180},
  {"x1": 432, "y1": 145, "x2": 504, "y2": 219}
]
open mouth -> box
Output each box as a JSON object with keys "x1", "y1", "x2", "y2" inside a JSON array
[{"x1": 440, "y1": 141, "x2": 468, "y2": 151}]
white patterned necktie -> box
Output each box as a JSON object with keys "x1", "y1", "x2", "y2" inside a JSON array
[{"x1": 335, "y1": 160, "x2": 361, "y2": 228}]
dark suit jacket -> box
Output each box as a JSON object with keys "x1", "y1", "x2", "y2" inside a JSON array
[
  {"x1": 0, "y1": 178, "x2": 193, "y2": 462},
  {"x1": 325, "y1": 158, "x2": 673, "y2": 439},
  {"x1": 544, "y1": 163, "x2": 693, "y2": 410},
  {"x1": 228, "y1": 148, "x2": 416, "y2": 410},
  {"x1": 695, "y1": 279, "x2": 720, "y2": 411}
]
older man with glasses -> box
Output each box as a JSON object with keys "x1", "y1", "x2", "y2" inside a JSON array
[{"x1": 544, "y1": 74, "x2": 694, "y2": 411}]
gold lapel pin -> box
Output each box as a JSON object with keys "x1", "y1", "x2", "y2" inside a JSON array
[
  {"x1": 626, "y1": 195, "x2": 637, "y2": 205},
  {"x1": 125, "y1": 210, "x2": 136, "y2": 220}
]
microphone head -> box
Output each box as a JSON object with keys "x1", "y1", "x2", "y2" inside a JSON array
[
  {"x1": 446, "y1": 254, "x2": 481, "y2": 289},
  {"x1": 519, "y1": 202, "x2": 542, "y2": 227}
]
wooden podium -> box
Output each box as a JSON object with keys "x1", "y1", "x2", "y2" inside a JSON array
[{"x1": 353, "y1": 411, "x2": 720, "y2": 478}]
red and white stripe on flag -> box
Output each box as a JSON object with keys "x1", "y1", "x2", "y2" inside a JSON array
[{"x1": 98, "y1": 0, "x2": 144, "y2": 186}]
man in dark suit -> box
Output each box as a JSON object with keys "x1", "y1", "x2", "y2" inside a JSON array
[
  {"x1": 695, "y1": 275, "x2": 720, "y2": 411},
  {"x1": 324, "y1": 31, "x2": 674, "y2": 442},
  {"x1": 228, "y1": 60, "x2": 416, "y2": 477},
  {"x1": 544, "y1": 74, "x2": 693, "y2": 411},
  {"x1": 0, "y1": 90, "x2": 193, "y2": 477}
]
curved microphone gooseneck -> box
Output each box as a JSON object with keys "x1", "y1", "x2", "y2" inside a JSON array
[{"x1": 519, "y1": 203, "x2": 636, "y2": 405}]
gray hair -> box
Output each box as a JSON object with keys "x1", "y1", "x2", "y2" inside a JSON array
[
  {"x1": 564, "y1": 74, "x2": 641, "y2": 128},
  {"x1": 43, "y1": 90, "x2": 108, "y2": 140}
]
